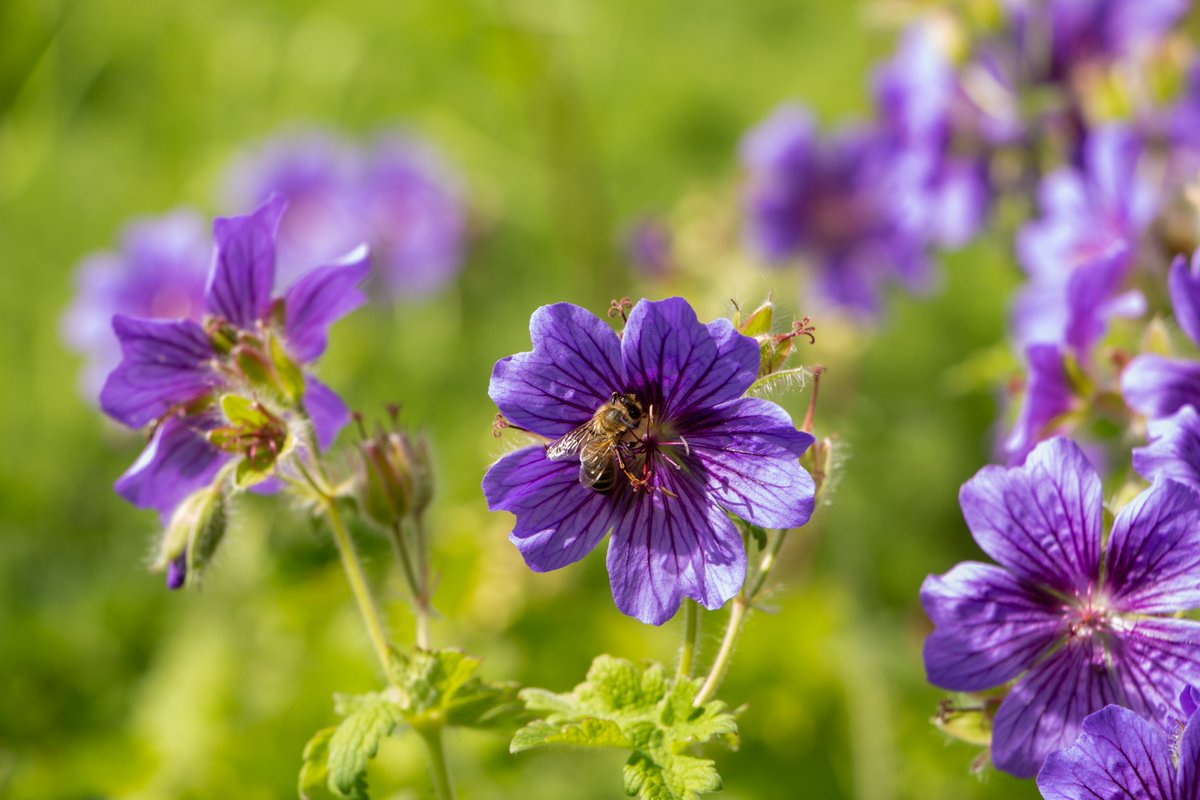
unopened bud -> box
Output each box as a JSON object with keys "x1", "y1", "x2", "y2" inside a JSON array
[
  {"x1": 155, "y1": 485, "x2": 228, "y2": 589},
  {"x1": 357, "y1": 428, "x2": 435, "y2": 528}
]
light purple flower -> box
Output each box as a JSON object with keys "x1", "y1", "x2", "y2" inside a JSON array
[
  {"x1": 62, "y1": 210, "x2": 210, "y2": 397},
  {"x1": 740, "y1": 104, "x2": 932, "y2": 316},
  {"x1": 624, "y1": 217, "x2": 673, "y2": 277},
  {"x1": 100, "y1": 196, "x2": 368, "y2": 526},
  {"x1": 1123, "y1": 250, "x2": 1200, "y2": 419},
  {"x1": 1134, "y1": 405, "x2": 1200, "y2": 491},
  {"x1": 1036, "y1": 700, "x2": 1200, "y2": 799},
  {"x1": 226, "y1": 129, "x2": 465, "y2": 299},
  {"x1": 1004, "y1": 344, "x2": 1075, "y2": 464},
  {"x1": 921, "y1": 437, "x2": 1200, "y2": 777},
  {"x1": 1014, "y1": 126, "x2": 1153, "y2": 353},
  {"x1": 483, "y1": 298, "x2": 815, "y2": 625}
]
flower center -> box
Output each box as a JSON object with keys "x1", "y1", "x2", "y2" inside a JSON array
[
  {"x1": 1063, "y1": 588, "x2": 1119, "y2": 643},
  {"x1": 621, "y1": 409, "x2": 690, "y2": 496}
]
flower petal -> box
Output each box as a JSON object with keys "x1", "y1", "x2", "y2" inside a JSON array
[
  {"x1": 1036, "y1": 705, "x2": 1176, "y2": 800},
  {"x1": 1111, "y1": 617, "x2": 1200, "y2": 729},
  {"x1": 99, "y1": 315, "x2": 218, "y2": 429},
  {"x1": 1122, "y1": 354, "x2": 1200, "y2": 420},
  {"x1": 920, "y1": 562, "x2": 1064, "y2": 692},
  {"x1": 1105, "y1": 479, "x2": 1200, "y2": 613},
  {"x1": 991, "y1": 640, "x2": 1122, "y2": 778},
  {"x1": 283, "y1": 245, "x2": 370, "y2": 363},
  {"x1": 960, "y1": 437, "x2": 1101, "y2": 595},
  {"x1": 489, "y1": 303, "x2": 626, "y2": 438},
  {"x1": 1171, "y1": 250, "x2": 1200, "y2": 347},
  {"x1": 622, "y1": 297, "x2": 759, "y2": 420},
  {"x1": 114, "y1": 415, "x2": 228, "y2": 521},
  {"x1": 304, "y1": 375, "x2": 349, "y2": 450},
  {"x1": 1133, "y1": 406, "x2": 1200, "y2": 490},
  {"x1": 680, "y1": 397, "x2": 815, "y2": 529},
  {"x1": 206, "y1": 194, "x2": 285, "y2": 326},
  {"x1": 482, "y1": 446, "x2": 618, "y2": 571},
  {"x1": 1004, "y1": 345, "x2": 1073, "y2": 465},
  {"x1": 605, "y1": 469, "x2": 746, "y2": 625},
  {"x1": 1179, "y1": 709, "x2": 1200, "y2": 799}
]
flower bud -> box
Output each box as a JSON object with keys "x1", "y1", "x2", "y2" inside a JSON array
[
  {"x1": 357, "y1": 427, "x2": 434, "y2": 528},
  {"x1": 154, "y1": 484, "x2": 228, "y2": 589}
]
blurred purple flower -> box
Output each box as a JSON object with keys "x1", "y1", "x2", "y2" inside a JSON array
[
  {"x1": 624, "y1": 217, "x2": 673, "y2": 277},
  {"x1": 1133, "y1": 405, "x2": 1200, "y2": 491},
  {"x1": 226, "y1": 129, "x2": 465, "y2": 299},
  {"x1": 1123, "y1": 250, "x2": 1200, "y2": 418},
  {"x1": 1014, "y1": 126, "x2": 1153, "y2": 353},
  {"x1": 1004, "y1": 344, "x2": 1074, "y2": 464},
  {"x1": 101, "y1": 196, "x2": 368, "y2": 523},
  {"x1": 1037, "y1": 700, "x2": 1200, "y2": 799},
  {"x1": 483, "y1": 298, "x2": 815, "y2": 625},
  {"x1": 921, "y1": 437, "x2": 1200, "y2": 777},
  {"x1": 740, "y1": 104, "x2": 932, "y2": 315},
  {"x1": 62, "y1": 210, "x2": 210, "y2": 397}
]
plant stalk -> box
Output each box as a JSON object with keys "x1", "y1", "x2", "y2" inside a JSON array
[
  {"x1": 675, "y1": 599, "x2": 700, "y2": 681},
  {"x1": 419, "y1": 726, "x2": 456, "y2": 800}
]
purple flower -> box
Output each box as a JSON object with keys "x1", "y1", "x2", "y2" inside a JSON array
[
  {"x1": 1134, "y1": 405, "x2": 1200, "y2": 491},
  {"x1": 1036, "y1": 701, "x2": 1200, "y2": 799},
  {"x1": 1124, "y1": 250, "x2": 1200, "y2": 419},
  {"x1": 921, "y1": 437, "x2": 1200, "y2": 777},
  {"x1": 1004, "y1": 344, "x2": 1075, "y2": 464},
  {"x1": 740, "y1": 104, "x2": 932, "y2": 315},
  {"x1": 624, "y1": 217, "x2": 673, "y2": 277},
  {"x1": 226, "y1": 129, "x2": 465, "y2": 299},
  {"x1": 483, "y1": 298, "x2": 815, "y2": 625},
  {"x1": 100, "y1": 195, "x2": 369, "y2": 522},
  {"x1": 1014, "y1": 126, "x2": 1153, "y2": 353},
  {"x1": 62, "y1": 210, "x2": 210, "y2": 396}
]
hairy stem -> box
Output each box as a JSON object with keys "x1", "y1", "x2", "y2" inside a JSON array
[
  {"x1": 419, "y1": 726, "x2": 456, "y2": 800},
  {"x1": 693, "y1": 596, "x2": 748, "y2": 707},
  {"x1": 324, "y1": 499, "x2": 394, "y2": 678},
  {"x1": 675, "y1": 599, "x2": 700, "y2": 682},
  {"x1": 388, "y1": 520, "x2": 431, "y2": 648}
]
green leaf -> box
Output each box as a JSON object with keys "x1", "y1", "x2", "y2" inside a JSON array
[
  {"x1": 512, "y1": 656, "x2": 737, "y2": 800},
  {"x1": 389, "y1": 649, "x2": 526, "y2": 733},
  {"x1": 326, "y1": 695, "x2": 402, "y2": 799},
  {"x1": 510, "y1": 718, "x2": 631, "y2": 752},
  {"x1": 298, "y1": 727, "x2": 338, "y2": 800}
]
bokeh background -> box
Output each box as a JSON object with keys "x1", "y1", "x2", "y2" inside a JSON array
[{"x1": 0, "y1": 0, "x2": 1038, "y2": 797}]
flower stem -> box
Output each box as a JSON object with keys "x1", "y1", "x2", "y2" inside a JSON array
[
  {"x1": 388, "y1": 520, "x2": 432, "y2": 649},
  {"x1": 675, "y1": 599, "x2": 700, "y2": 681},
  {"x1": 324, "y1": 499, "x2": 394, "y2": 677},
  {"x1": 418, "y1": 726, "x2": 456, "y2": 800}
]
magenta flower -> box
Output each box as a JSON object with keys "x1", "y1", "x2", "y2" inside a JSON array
[
  {"x1": 483, "y1": 298, "x2": 815, "y2": 625},
  {"x1": 62, "y1": 210, "x2": 210, "y2": 397},
  {"x1": 100, "y1": 196, "x2": 368, "y2": 529},
  {"x1": 921, "y1": 437, "x2": 1200, "y2": 777},
  {"x1": 1037, "y1": 698, "x2": 1200, "y2": 799}
]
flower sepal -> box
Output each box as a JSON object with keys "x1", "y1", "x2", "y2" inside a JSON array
[
  {"x1": 208, "y1": 394, "x2": 292, "y2": 488},
  {"x1": 153, "y1": 481, "x2": 229, "y2": 590}
]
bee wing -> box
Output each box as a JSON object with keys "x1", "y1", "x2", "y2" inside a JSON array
[{"x1": 545, "y1": 423, "x2": 592, "y2": 461}]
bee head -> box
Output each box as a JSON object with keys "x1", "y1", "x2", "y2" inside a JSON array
[{"x1": 610, "y1": 392, "x2": 643, "y2": 427}]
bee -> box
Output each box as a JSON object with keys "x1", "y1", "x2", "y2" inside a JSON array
[{"x1": 546, "y1": 392, "x2": 644, "y2": 492}]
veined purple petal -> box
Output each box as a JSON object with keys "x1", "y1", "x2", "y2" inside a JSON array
[
  {"x1": 1170, "y1": 251, "x2": 1200, "y2": 347},
  {"x1": 680, "y1": 397, "x2": 815, "y2": 529},
  {"x1": 1133, "y1": 406, "x2": 1200, "y2": 491},
  {"x1": 283, "y1": 245, "x2": 370, "y2": 364},
  {"x1": 482, "y1": 446, "x2": 621, "y2": 571},
  {"x1": 1105, "y1": 479, "x2": 1200, "y2": 614},
  {"x1": 961, "y1": 437, "x2": 1101, "y2": 595},
  {"x1": 1036, "y1": 705, "x2": 1176, "y2": 800},
  {"x1": 622, "y1": 297, "x2": 759, "y2": 420},
  {"x1": 920, "y1": 562, "x2": 1064, "y2": 692},
  {"x1": 489, "y1": 303, "x2": 626, "y2": 439},
  {"x1": 206, "y1": 195, "x2": 286, "y2": 327},
  {"x1": 1111, "y1": 617, "x2": 1200, "y2": 727},
  {"x1": 991, "y1": 639, "x2": 1122, "y2": 778},
  {"x1": 99, "y1": 315, "x2": 218, "y2": 428},
  {"x1": 1180, "y1": 707, "x2": 1200, "y2": 799},
  {"x1": 304, "y1": 376, "x2": 349, "y2": 450},
  {"x1": 606, "y1": 469, "x2": 746, "y2": 625},
  {"x1": 114, "y1": 415, "x2": 228, "y2": 522},
  {"x1": 1122, "y1": 355, "x2": 1200, "y2": 419}
]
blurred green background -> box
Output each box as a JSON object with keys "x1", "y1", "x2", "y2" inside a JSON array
[{"x1": 0, "y1": 0, "x2": 1037, "y2": 797}]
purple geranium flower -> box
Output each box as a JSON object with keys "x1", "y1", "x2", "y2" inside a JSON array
[
  {"x1": 1037, "y1": 697, "x2": 1200, "y2": 799},
  {"x1": 62, "y1": 210, "x2": 210, "y2": 396},
  {"x1": 1134, "y1": 405, "x2": 1200, "y2": 491},
  {"x1": 1014, "y1": 126, "x2": 1152, "y2": 353},
  {"x1": 100, "y1": 195, "x2": 368, "y2": 526},
  {"x1": 740, "y1": 104, "x2": 932, "y2": 315},
  {"x1": 226, "y1": 129, "x2": 465, "y2": 300},
  {"x1": 1124, "y1": 249, "x2": 1200, "y2": 419},
  {"x1": 921, "y1": 436, "x2": 1200, "y2": 777},
  {"x1": 1004, "y1": 344, "x2": 1075, "y2": 464},
  {"x1": 483, "y1": 298, "x2": 815, "y2": 625}
]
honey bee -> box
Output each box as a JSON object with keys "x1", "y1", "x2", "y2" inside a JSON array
[{"x1": 546, "y1": 392, "x2": 644, "y2": 492}]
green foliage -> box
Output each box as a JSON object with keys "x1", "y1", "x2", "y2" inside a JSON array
[{"x1": 512, "y1": 656, "x2": 737, "y2": 800}]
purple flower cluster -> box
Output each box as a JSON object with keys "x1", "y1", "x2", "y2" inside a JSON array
[
  {"x1": 226, "y1": 129, "x2": 465, "y2": 298},
  {"x1": 484, "y1": 298, "x2": 815, "y2": 625},
  {"x1": 100, "y1": 196, "x2": 368, "y2": 584},
  {"x1": 922, "y1": 437, "x2": 1200, "y2": 777}
]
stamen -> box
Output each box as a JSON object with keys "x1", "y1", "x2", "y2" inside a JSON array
[{"x1": 607, "y1": 297, "x2": 634, "y2": 324}]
